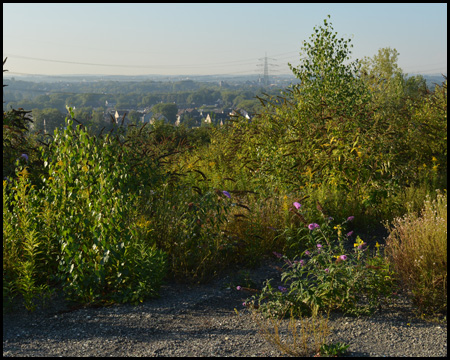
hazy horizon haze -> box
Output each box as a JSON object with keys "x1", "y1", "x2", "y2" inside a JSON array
[{"x1": 3, "y1": 3, "x2": 447, "y2": 77}]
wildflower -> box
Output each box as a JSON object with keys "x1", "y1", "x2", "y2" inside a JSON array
[
  {"x1": 325, "y1": 268, "x2": 329, "y2": 273},
  {"x1": 20, "y1": 153, "x2": 29, "y2": 162},
  {"x1": 317, "y1": 244, "x2": 322, "y2": 249},
  {"x1": 327, "y1": 216, "x2": 334, "y2": 222},
  {"x1": 299, "y1": 259, "x2": 305, "y2": 266},
  {"x1": 346, "y1": 231, "x2": 354, "y2": 237},
  {"x1": 236, "y1": 286, "x2": 242, "y2": 291},
  {"x1": 222, "y1": 190, "x2": 231, "y2": 199},
  {"x1": 284, "y1": 258, "x2": 293, "y2": 267},
  {"x1": 273, "y1": 251, "x2": 283, "y2": 259},
  {"x1": 308, "y1": 223, "x2": 320, "y2": 231},
  {"x1": 278, "y1": 286, "x2": 287, "y2": 293},
  {"x1": 347, "y1": 216, "x2": 355, "y2": 222},
  {"x1": 304, "y1": 250, "x2": 311, "y2": 256},
  {"x1": 242, "y1": 302, "x2": 246, "y2": 306},
  {"x1": 293, "y1": 202, "x2": 301, "y2": 210},
  {"x1": 340, "y1": 255, "x2": 347, "y2": 261}
]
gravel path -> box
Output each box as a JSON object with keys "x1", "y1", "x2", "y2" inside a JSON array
[{"x1": 3, "y1": 256, "x2": 447, "y2": 357}]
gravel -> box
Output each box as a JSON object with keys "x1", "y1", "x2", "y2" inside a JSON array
[{"x1": 3, "y1": 256, "x2": 447, "y2": 357}]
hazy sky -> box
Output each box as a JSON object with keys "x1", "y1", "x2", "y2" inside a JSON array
[{"x1": 3, "y1": 3, "x2": 447, "y2": 76}]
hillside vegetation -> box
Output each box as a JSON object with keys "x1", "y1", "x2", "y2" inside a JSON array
[{"x1": 3, "y1": 17, "x2": 446, "y2": 324}]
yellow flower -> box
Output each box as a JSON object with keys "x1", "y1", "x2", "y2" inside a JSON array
[
  {"x1": 375, "y1": 241, "x2": 380, "y2": 249},
  {"x1": 432, "y1": 156, "x2": 437, "y2": 162},
  {"x1": 354, "y1": 237, "x2": 364, "y2": 248}
]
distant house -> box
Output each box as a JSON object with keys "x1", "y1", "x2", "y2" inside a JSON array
[
  {"x1": 230, "y1": 109, "x2": 251, "y2": 120},
  {"x1": 204, "y1": 110, "x2": 230, "y2": 125},
  {"x1": 176, "y1": 108, "x2": 202, "y2": 126},
  {"x1": 114, "y1": 110, "x2": 130, "y2": 124}
]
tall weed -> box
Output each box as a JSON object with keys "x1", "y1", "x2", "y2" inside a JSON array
[{"x1": 384, "y1": 191, "x2": 447, "y2": 316}]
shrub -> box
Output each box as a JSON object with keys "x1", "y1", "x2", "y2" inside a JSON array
[{"x1": 4, "y1": 113, "x2": 168, "y2": 308}]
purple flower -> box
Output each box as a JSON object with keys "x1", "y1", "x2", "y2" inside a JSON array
[
  {"x1": 236, "y1": 286, "x2": 242, "y2": 290},
  {"x1": 20, "y1": 153, "x2": 29, "y2": 162},
  {"x1": 325, "y1": 268, "x2": 329, "y2": 273},
  {"x1": 308, "y1": 223, "x2": 320, "y2": 231},
  {"x1": 273, "y1": 251, "x2": 283, "y2": 259},
  {"x1": 327, "y1": 216, "x2": 334, "y2": 222},
  {"x1": 222, "y1": 190, "x2": 231, "y2": 199},
  {"x1": 242, "y1": 302, "x2": 247, "y2": 306},
  {"x1": 346, "y1": 231, "x2": 354, "y2": 237},
  {"x1": 340, "y1": 255, "x2": 347, "y2": 261},
  {"x1": 284, "y1": 258, "x2": 293, "y2": 267},
  {"x1": 317, "y1": 244, "x2": 322, "y2": 249},
  {"x1": 358, "y1": 242, "x2": 367, "y2": 250},
  {"x1": 347, "y1": 216, "x2": 355, "y2": 222},
  {"x1": 305, "y1": 250, "x2": 311, "y2": 256},
  {"x1": 278, "y1": 286, "x2": 287, "y2": 293},
  {"x1": 299, "y1": 259, "x2": 305, "y2": 266},
  {"x1": 293, "y1": 202, "x2": 301, "y2": 210}
]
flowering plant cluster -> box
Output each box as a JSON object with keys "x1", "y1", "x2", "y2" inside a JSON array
[{"x1": 244, "y1": 202, "x2": 396, "y2": 317}]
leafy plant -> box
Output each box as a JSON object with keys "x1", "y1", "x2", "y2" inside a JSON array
[
  {"x1": 247, "y1": 202, "x2": 396, "y2": 317},
  {"x1": 3, "y1": 167, "x2": 53, "y2": 311},
  {"x1": 318, "y1": 342, "x2": 350, "y2": 357}
]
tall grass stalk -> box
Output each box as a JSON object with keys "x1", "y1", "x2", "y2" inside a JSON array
[{"x1": 251, "y1": 306, "x2": 331, "y2": 357}]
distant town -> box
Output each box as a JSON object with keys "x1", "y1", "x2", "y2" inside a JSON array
[{"x1": 3, "y1": 72, "x2": 446, "y2": 135}]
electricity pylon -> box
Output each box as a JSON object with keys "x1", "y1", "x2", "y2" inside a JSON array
[{"x1": 257, "y1": 52, "x2": 278, "y2": 86}]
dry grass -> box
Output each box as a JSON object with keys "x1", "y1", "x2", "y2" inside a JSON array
[
  {"x1": 250, "y1": 306, "x2": 331, "y2": 357},
  {"x1": 384, "y1": 191, "x2": 447, "y2": 317}
]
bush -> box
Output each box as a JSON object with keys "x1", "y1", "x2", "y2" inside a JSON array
[{"x1": 4, "y1": 114, "x2": 168, "y2": 308}]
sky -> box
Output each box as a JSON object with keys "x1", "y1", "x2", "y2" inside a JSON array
[{"x1": 3, "y1": 3, "x2": 447, "y2": 77}]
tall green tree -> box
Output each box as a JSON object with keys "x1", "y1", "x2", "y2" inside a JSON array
[{"x1": 151, "y1": 103, "x2": 178, "y2": 124}]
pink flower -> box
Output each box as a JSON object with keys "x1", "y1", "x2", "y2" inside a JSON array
[
  {"x1": 347, "y1": 216, "x2": 355, "y2": 222},
  {"x1": 293, "y1": 202, "x2": 301, "y2": 210},
  {"x1": 273, "y1": 251, "x2": 283, "y2": 259},
  {"x1": 340, "y1": 255, "x2": 347, "y2": 261},
  {"x1": 308, "y1": 223, "x2": 320, "y2": 231}
]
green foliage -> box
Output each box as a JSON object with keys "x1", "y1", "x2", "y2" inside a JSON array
[
  {"x1": 3, "y1": 168, "x2": 53, "y2": 311},
  {"x1": 247, "y1": 205, "x2": 396, "y2": 317},
  {"x1": 319, "y1": 342, "x2": 350, "y2": 357},
  {"x1": 3, "y1": 16, "x2": 447, "y2": 321},
  {"x1": 148, "y1": 184, "x2": 233, "y2": 283},
  {"x1": 3, "y1": 110, "x2": 168, "y2": 308},
  {"x1": 151, "y1": 102, "x2": 178, "y2": 124},
  {"x1": 38, "y1": 112, "x2": 167, "y2": 304}
]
